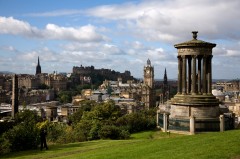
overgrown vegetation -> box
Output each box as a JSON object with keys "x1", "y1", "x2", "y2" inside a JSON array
[{"x1": 0, "y1": 100, "x2": 156, "y2": 154}]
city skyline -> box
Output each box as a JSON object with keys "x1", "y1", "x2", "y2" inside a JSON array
[{"x1": 0, "y1": 0, "x2": 240, "y2": 79}]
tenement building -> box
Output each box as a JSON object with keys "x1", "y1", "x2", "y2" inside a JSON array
[{"x1": 18, "y1": 57, "x2": 68, "y2": 91}]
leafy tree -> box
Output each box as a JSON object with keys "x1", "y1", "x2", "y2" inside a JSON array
[
  {"x1": 57, "y1": 90, "x2": 78, "y2": 103},
  {"x1": 91, "y1": 100, "x2": 122, "y2": 121},
  {"x1": 69, "y1": 100, "x2": 96, "y2": 125},
  {"x1": 74, "y1": 119, "x2": 93, "y2": 141},
  {"x1": 79, "y1": 101, "x2": 112, "y2": 121},
  {"x1": 116, "y1": 109, "x2": 156, "y2": 133},
  {"x1": 2, "y1": 110, "x2": 41, "y2": 152},
  {"x1": 88, "y1": 120, "x2": 101, "y2": 140},
  {"x1": 15, "y1": 109, "x2": 40, "y2": 124}
]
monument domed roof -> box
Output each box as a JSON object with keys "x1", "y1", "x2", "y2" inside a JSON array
[{"x1": 174, "y1": 31, "x2": 216, "y2": 48}]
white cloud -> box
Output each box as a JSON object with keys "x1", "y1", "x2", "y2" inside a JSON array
[
  {"x1": 0, "y1": 16, "x2": 40, "y2": 37},
  {"x1": 44, "y1": 24, "x2": 106, "y2": 42},
  {"x1": 0, "y1": 45, "x2": 17, "y2": 52},
  {"x1": 1, "y1": 0, "x2": 240, "y2": 79},
  {"x1": 85, "y1": 0, "x2": 240, "y2": 42},
  {"x1": 0, "y1": 16, "x2": 107, "y2": 42},
  {"x1": 26, "y1": 9, "x2": 83, "y2": 17}
]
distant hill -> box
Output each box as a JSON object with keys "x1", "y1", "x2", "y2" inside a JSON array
[{"x1": 0, "y1": 71, "x2": 14, "y2": 75}]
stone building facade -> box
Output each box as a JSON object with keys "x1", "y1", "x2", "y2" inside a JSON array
[
  {"x1": 17, "y1": 57, "x2": 68, "y2": 91},
  {"x1": 99, "y1": 59, "x2": 156, "y2": 109}
]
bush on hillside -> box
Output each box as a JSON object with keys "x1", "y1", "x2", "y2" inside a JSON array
[
  {"x1": 116, "y1": 109, "x2": 156, "y2": 133},
  {"x1": 46, "y1": 122, "x2": 66, "y2": 143},
  {"x1": 0, "y1": 136, "x2": 11, "y2": 154},
  {"x1": 98, "y1": 125, "x2": 130, "y2": 139},
  {"x1": 0, "y1": 110, "x2": 41, "y2": 153},
  {"x1": 2, "y1": 122, "x2": 40, "y2": 151}
]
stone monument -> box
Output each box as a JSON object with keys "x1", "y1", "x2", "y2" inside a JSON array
[
  {"x1": 12, "y1": 74, "x2": 19, "y2": 118},
  {"x1": 170, "y1": 31, "x2": 220, "y2": 132}
]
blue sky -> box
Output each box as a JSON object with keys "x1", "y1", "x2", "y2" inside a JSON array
[{"x1": 0, "y1": 0, "x2": 240, "y2": 79}]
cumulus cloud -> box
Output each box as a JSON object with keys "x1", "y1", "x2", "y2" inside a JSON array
[
  {"x1": 0, "y1": 16, "x2": 40, "y2": 37},
  {"x1": 85, "y1": 0, "x2": 240, "y2": 42},
  {"x1": 1, "y1": 0, "x2": 240, "y2": 79},
  {"x1": 0, "y1": 16, "x2": 107, "y2": 42}
]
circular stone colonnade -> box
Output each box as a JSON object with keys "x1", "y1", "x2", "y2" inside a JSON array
[{"x1": 170, "y1": 31, "x2": 220, "y2": 132}]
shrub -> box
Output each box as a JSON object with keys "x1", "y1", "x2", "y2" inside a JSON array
[
  {"x1": 0, "y1": 137, "x2": 11, "y2": 154},
  {"x1": 116, "y1": 109, "x2": 156, "y2": 133},
  {"x1": 55, "y1": 126, "x2": 76, "y2": 144},
  {"x1": 0, "y1": 121, "x2": 15, "y2": 136},
  {"x1": 1, "y1": 110, "x2": 41, "y2": 152},
  {"x1": 2, "y1": 122, "x2": 40, "y2": 151},
  {"x1": 88, "y1": 121, "x2": 101, "y2": 140},
  {"x1": 119, "y1": 129, "x2": 130, "y2": 139},
  {"x1": 74, "y1": 119, "x2": 93, "y2": 141},
  {"x1": 99, "y1": 125, "x2": 121, "y2": 139}
]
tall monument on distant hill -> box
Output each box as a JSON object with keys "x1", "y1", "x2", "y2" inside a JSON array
[
  {"x1": 170, "y1": 31, "x2": 220, "y2": 132},
  {"x1": 12, "y1": 74, "x2": 18, "y2": 118}
]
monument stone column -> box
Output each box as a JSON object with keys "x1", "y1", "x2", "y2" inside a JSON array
[
  {"x1": 187, "y1": 57, "x2": 192, "y2": 94},
  {"x1": 207, "y1": 55, "x2": 213, "y2": 94},
  {"x1": 177, "y1": 56, "x2": 182, "y2": 94},
  {"x1": 202, "y1": 55, "x2": 207, "y2": 95},
  {"x1": 197, "y1": 56, "x2": 202, "y2": 94},
  {"x1": 191, "y1": 55, "x2": 197, "y2": 94},
  {"x1": 182, "y1": 55, "x2": 187, "y2": 95}
]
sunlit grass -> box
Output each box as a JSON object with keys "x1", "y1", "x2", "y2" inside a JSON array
[{"x1": 1, "y1": 129, "x2": 240, "y2": 159}]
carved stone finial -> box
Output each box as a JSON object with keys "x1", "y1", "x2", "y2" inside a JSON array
[{"x1": 192, "y1": 31, "x2": 198, "y2": 40}]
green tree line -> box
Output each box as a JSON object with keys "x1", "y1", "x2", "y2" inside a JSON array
[{"x1": 0, "y1": 100, "x2": 156, "y2": 154}]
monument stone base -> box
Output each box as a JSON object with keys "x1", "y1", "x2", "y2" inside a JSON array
[{"x1": 169, "y1": 94, "x2": 220, "y2": 132}]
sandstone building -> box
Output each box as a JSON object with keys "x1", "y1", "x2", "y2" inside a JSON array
[{"x1": 98, "y1": 59, "x2": 156, "y2": 110}]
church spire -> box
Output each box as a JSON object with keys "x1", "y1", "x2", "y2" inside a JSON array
[
  {"x1": 164, "y1": 68, "x2": 168, "y2": 85},
  {"x1": 36, "y1": 56, "x2": 41, "y2": 75},
  {"x1": 38, "y1": 56, "x2": 40, "y2": 65}
]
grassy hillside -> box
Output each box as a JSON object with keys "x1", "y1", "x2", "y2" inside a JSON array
[{"x1": 1, "y1": 129, "x2": 240, "y2": 159}]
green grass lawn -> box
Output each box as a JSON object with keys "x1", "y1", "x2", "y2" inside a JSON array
[{"x1": 1, "y1": 129, "x2": 240, "y2": 159}]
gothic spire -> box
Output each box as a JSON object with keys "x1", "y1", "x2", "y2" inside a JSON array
[
  {"x1": 36, "y1": 56, "x2": 41, "y2": 75},
  {"x1": 164, "y1": 68, "x2": 168, "y2": 85},
  {"x1": 38, "y1": 56, "x2": 40, "y2": 66}
]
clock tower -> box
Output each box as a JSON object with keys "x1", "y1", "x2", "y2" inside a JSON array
[
  {"x1": 144, "y1": 59, "x2": 154, "y2": 88},
  {"x1": 142, "y1": 59, "x2": 155, "y2": 109}
]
